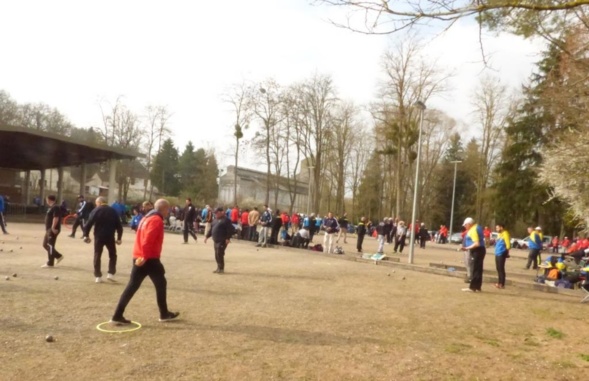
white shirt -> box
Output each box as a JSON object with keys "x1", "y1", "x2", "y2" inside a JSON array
[{"x1": 298, "y1": 228, "x2": 310, "y2": 239}]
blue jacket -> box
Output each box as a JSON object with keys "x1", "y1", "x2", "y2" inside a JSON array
[
  {"x1": 303, "y1": 216, "x2": 310, "y2": 228},
  {"x1": 260, "y1": 209, "x2": 272, "y2": 226},
  {"x1": 201, "y1": 208, "x2": 208, "y2": 220},
  {"x1": 528, "y1": 231, "x2": 543, "y2": 250},
  {"x1": 130, "y1": 213, "x2": 143, "y2": 230},
  {"x1": 322, "y1": 217, "x2": 339, "y2": 234},
  {"x1": 0, "y1": 195, "x2": 4, "y2": 213}
]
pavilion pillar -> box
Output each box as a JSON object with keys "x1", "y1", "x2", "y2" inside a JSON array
[
  {"x1": 80, "y1": 163, "x2": 87, "y2": 197},
  {"x1": 23, "y1": 170, "x2": 30, "y2": 205},
  {"x1": 39, "y1": 169, "x2": 46, "y2": 205},
  {"x1": 57, "y1": 166, "x2": 64, "y2": 203},
  {"x1": 108, "y1": 159, "x2": 117, "y2": 204}
]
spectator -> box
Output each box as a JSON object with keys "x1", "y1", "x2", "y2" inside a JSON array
[
  {"x1": 376, "y1": 218, "x2": 386, "y2": 254},
  {"x1": 240, "y1": 208, "x2": 250, "y2": 240},
  {"x1": 461, "y1": 217, "x2": 486, "y2": 292},
  {"x1": 419, "y1": 223, "x2": 429, "y2": 249},
  {"x1": 322, "y1": 212, "x2": 339, "y2": 254},
  {"x1": 356, "y1": 217, "x2": 367, "y2": 253},
  {"x1": 0, "y1": 193, "x2": 8, "y2": 234},
  {"x1": 130, "y1": 208, "x2": 143, "y2": 231},
  {"x1": 393, "y1": 221, "x2": 407, "y2": 254},
  {"x1": 551, "y1": 236, "x2": 559, "y2": 253},
  {"x1": 336, "y1": 213, "x2": 349, "y2": 244},
  {"x1": 525, "y1": 226, "x2": 543, "y2": 270},
  {"x1": 494, "y1": 223, "x2": 510, "y2": 289},
  {"x1": 270, "y1": 209, "x2": 283, "y2": 244},
  {"x1": 291, "y1": 212, "x2": 300, "y2": 235},
  {"x1": 248, "y1": 207, "x2": 260, "y2": 241},
  {"x1": 256, "y1": 205, "x2": 272, "y2": 247}
]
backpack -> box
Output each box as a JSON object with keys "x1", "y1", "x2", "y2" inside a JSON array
[{"x1": 311, "y1": 244, "x2": 323, "y2": 252}]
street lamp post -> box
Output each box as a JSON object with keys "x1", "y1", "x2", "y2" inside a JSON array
[
  {"x1": 448, "y1": 160, "x2": 462, "y2": 240},
  {"x1": 408, "y1": 101, "x2": 426, "y2": 264}
]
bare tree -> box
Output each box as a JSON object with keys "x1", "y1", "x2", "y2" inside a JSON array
[
  {"x1": 224, "y1": 82, "x2": 252, "y2": 205},
  {"x1": 296, "y1": 74, "x2": 338, "y2": 213},
  {"x1": 373, "y1": 37, "x2": 449, "y2": 218},
  {"x1": 316, "y1": 0, "x2": 589, "y2": 35},
  {"x1": 98, "y1": 97, "x2": 144, "y2": 202},
  {"x1": 250, "y1": 79, "x2": 283, "y2": 206},
  {"x1": 470, "y1": 76, "x2": 515, "y2": 221},
  {"x1": 346, "y1": 124, "x2": 373, "y2": 220},
  {"x1": 144, "y1": 105, "x2": 171, "y2": 200},
  {"x1": 330, "y1": 101, "x2": 358, "y2": 214}
]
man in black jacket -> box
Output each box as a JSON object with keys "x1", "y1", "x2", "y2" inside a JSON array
[
  {"x1": 182, "y1": 198, "x2": 197, "y2": 244},
  {"x1": 356, "y1": 217, "x2": 367, "y2": 253},
  {"x1": 82, "y1": 197, "x2": 123, "y2": 283},
  {"x1": 69, "y1": 195, "x2": 93, "y2": 238},
  {"x1": 205, "y1": 207, "x2": 236, "y2": 274}
]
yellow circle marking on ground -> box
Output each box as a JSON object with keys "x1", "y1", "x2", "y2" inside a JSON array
[{"x1": 96, "y1": 321, "x2": 142, "y2": 333}]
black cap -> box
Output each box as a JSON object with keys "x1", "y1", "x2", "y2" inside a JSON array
[{"x1": 215, "y1": 207, "x2": 224, "y2": 212}]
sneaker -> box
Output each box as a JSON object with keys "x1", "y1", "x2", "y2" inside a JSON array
[
  {"x1": 41, "y1": 264, "x2": 54, "y2": 268},
  {"x1": 95, "y1": 277, "x2": 103, "y2": 283},
  {"x1": 159, "y1": 311, "x2": 180, "y2": 322},
  {"x1": 107, "y1": 273, "x2": 116, "y2": 282},
  {"x1": 56, "y1": 256, "x2": 64, "y2": 265},
  {"x1": 461, "y1": 288, "x2": 474, "y2": 292},
  {"x1": 110, "y1": 316, "x2": 131, "y2": 325}
]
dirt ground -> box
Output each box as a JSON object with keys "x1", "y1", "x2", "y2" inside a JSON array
[{"x1": 1, "y1": 223, "x2": 589, "y2": 381}]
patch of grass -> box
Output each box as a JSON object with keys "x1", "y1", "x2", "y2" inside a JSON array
[
  {"x1": 553, "y1": 361, "x2": 576, "y2": 369},
  {"x1": 445, "y1": 343, "x2": 473, "y2": 354},
  {"x1": 580, "y1": 354, "x2": 589, "y2": 362},
  {"x1": 546, "y1": 327, "x2": 565, "y2": 339},
  {"x1": 524, "y1": 337, "x2": 540, "y2": 347},
  {"x1": 484, "y1": 339, "x2": 500, "y2": 347}
]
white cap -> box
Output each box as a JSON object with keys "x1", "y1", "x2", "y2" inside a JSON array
[
  {"x1": 535, "y1": 226, "x2": 542, "y2": 230},
  {"x1": 463, "y1": 217, "x2": 475, "y2": 226}
]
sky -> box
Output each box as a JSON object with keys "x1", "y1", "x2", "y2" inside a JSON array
[{"x1": 0, "y1": 0, "x2": 544, "y2": 170}]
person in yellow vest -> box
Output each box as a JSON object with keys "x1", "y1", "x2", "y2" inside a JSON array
[
  {"x1": 494, "y1": 223, "x2": 511, "y2": 289},
  {"x1": 525, "y1": 226, "x2": 543, "y2": 270},
  {"x1": 460, "y1": 217, "x2": 486, "y2": 292}
]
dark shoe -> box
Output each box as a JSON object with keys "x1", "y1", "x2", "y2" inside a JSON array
[
  {"x1": 213, "y1": 269, "x2": 224, "y2": 274},
  {"x1": 110, "y1": 316, "x2": 132, "y2": 325},
  {"x1": 159, "y1": 312, "x2": 180, "y2": 322},
  {"x1": 68, "y1": 234, "x2": 75, "y2": 238}
]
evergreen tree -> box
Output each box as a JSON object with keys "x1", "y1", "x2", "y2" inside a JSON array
[
  {"x1": 150, "y1": 138, "x2": 180, "y2": 196},
  {"x1": 178, "y1": 141, "x2": 198, "y2": 197}
]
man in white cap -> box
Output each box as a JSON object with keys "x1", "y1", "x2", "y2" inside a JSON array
[{"x1": 460, "y1": 217, "x2": 486, "y2": 292}]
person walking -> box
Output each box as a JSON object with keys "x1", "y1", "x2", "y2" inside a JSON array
[
  {"x1": 525, "y1": 226, "x2": 543, "y2": 270},
  {"x1": 82, "y1": 197, "x2": 123, "y2": 283},
  {"x1": 322, "y1": 212, "x2": 339, "y2": 254},
  {"x1": 182, "y1": 198, "x2": 197, "y2": 244},
  {"x1": 494, "y1": 223, "x2": 510, "y2": 289},
  {"x1": 0, "y1": 193, "x2": 8, "y2": 234},
  {"x1": 205, "y1": 207, "x2": 236, "y2": 274},
  {"x1": 461, "y1": 217, "x2": 486, "y2": 292},
  {"x1": 336, "y1": 213, "x2": 349, "y2": 244},
  {"x1": 356, "y1": 217, "x2": 367, "y2": 253},
  {"x1": 256, "y1": 205, "x2": 272, "y2": 247},
  {"x1": 248, "y1": 207, "x2": 260, "y2": 241},
  {"x1": 41, "y1": 195, "x2": 64, "y2": 268},
  {"x1": 69, "y1": 195, "x2": 93, "y2": 238},
  {"x1": 393, "y1": 221, "x2": 407, "y2": 254},
  {"x1": 110, "y1": 199, "x2": 179, "y2": 325}
]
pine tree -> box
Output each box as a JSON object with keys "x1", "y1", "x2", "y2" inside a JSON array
[{"x1": 150, "y1": 138, "x2": 180, "y2": 196}]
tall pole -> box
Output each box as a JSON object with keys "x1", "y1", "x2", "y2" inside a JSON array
[
  {"x1": 408, "y1": 101, "x2": 426, "y2": 264},
  {"x1": 449, "y1": 160, "x2": 462, "y2": 239},
  {"x1": 306, "y1": 166, "x2": 314, "y2": 214}
]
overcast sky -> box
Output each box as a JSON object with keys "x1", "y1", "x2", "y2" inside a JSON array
[{"x1": 0, "y1": 0, "x2": 544, "y2": 169}]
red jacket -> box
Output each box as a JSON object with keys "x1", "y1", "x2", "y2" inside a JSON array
[
  {"x1": 291, "y1": 214, "x2": 300, "y2": 225},
  {"x1": 133, "y1": 213, "x2": 164, "y2": 260},
  {"x1": 231, "y1": 208, "x2": 239, "y2": 223},
  {"x1": 241, "y1": 211, "x2": 249, "y2": 225}
]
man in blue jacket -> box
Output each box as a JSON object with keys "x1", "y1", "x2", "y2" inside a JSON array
[
  {"x1": 0, "y1": 194, "x2": 8, "y2": 234},
  {"x1": 525, "y1": 226, "x2": 543, "y2": 270}
]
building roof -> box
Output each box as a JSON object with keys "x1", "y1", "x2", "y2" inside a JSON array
[{"x1": 0, "y1": 125, "x2": 139, "y2": 170}]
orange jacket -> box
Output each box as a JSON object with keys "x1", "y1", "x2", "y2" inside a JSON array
[{"x1": 133, "y1": 212, "x2": 164, "y2": 260}]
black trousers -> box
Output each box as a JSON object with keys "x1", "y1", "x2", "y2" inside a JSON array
[
  {"x1": 469, "y1": 248, "x2": 486, "y2": 291},
  {"x1": 183, "y1": 221, "x2": 197, "y2": 242},
  {"x1": 43, "y1": 229, "x2": 63, "y2": 266},
  {"x1": 270, "y1": 227, "x2": 280, "y2": 244},
  {"x1": 214, "y1": 241, "x2": 227, "y2": 270},
  {"x1": 241, "y1": 225, "x2": 249, "y2": 240},
  {"x1": 94, "y1": 238, "x2": 117, "y2": 277},
  {"x1": 394, "y1": 237, "x2": 405, "y2": 253},
  {"x1": 0, "y1": 212, "x2": 7, "y2": 233},
  {"x1": 526, "y1": 249, "x2": 541, "y2": 269},
  {"x1": 71, "y1": 215, "x2": 85, "y2": 235},
  {"x1": 495, "y1": 253, "x2": 507, "y2": 286},
  {"x1": 357, "y1": 233, "x2": 365, "y2": 252},
  {"x1": 420, "y1": 237, "x2": 427, "y2": 248},
  {"x1": 113, "y1": 259, "x2": 169, "y2": 319}
]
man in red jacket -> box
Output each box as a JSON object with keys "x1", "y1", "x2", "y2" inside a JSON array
[{"x1": 110, "y1": 199, "x2": 179, "y2": 325}]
